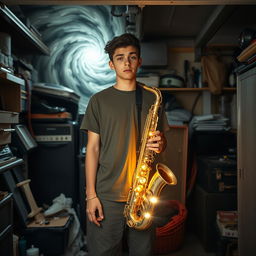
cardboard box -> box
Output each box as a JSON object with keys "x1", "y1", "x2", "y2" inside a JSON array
[
  {"x1": 25, "y1": 215, "x2": 73, "y2": 255},
  {"x1": 217, "y1": 210, "x2": 238, "y2": 238},
  {"x1": 0, "y1": 72, "x2": 23, "y2": 112},
  {"x1": 217, "y1": 219, "x2": 238, "y2": 238}
]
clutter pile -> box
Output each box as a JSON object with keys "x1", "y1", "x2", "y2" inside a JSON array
[{"x1": 190, "y1": 114, "x2": 231, "y2": 132}]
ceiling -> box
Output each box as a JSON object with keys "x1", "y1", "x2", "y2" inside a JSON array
[
  {"x1": 3, "y1": 1, "x2": 256, "y2": 51},
  {"x1": 142, "y1": 5, "x2": 215, "y2": 40},
  {"x1": 141, "y1": 5, "x2": 256, "y2": 47},
  {"x1": 2, "y1": 0, "x2": 256, "y2": 4}
]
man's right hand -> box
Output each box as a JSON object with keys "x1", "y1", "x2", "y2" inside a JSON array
[{"x1": 86, "y1": 197, "x2": 104, "y2": 227}]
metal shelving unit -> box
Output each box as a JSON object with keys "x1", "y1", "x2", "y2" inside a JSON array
[{"x1": 0, "y1": 5, "x2": 50, "y2": 55}]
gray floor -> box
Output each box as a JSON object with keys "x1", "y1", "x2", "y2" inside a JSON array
[
  {"x1": 154, "y1": 231, "x2": 216, "y2": 256},
  {"x1": 84, "y1": 231, "x2": 216, "y2": 256}
]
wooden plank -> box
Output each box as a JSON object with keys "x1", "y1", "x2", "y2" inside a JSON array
[
  {"x1": 0, "y1": 72, "x2": 24, "y2": 86},
  {"x1": 158, "y1": 125, "x2": 188, "y2": 204}
]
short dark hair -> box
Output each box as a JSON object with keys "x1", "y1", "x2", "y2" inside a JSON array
[{"x1": 104, "y1": 33, "x2": 141, "y2": 61}]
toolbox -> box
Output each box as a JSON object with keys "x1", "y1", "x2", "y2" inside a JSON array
[{"x1": 196, "y1": 155, "x2": 237, "y2": 193}]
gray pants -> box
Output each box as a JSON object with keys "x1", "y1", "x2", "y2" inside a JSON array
[{"x1": 86, "y1": 199, "x2": 155, "y2": 256}]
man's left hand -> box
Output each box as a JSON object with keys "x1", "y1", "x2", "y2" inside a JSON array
[{"x1": 146, "y1": 130, "x2": 166, "y2": 153}]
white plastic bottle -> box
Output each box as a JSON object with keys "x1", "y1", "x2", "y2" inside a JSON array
[{"x1": 26, "y1": 245, "x2": 39, "y2": 256}]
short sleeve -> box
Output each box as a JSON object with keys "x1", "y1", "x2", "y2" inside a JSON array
[{"x1": 80, "y1": 95, "x2": 100, "y2": 134}]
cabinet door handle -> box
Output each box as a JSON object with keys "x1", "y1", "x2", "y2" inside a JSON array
[
  {"x1": 219, "y1": 182, "x2": 236, "y2": 192},
  {"x1": 223, "y1": 171, "x2": 237, "y2": 177},
  {"x1": 215, "y1": 168, "x2": 236, "y2": 180},
  {"x1": 0, "y1": 128, "x2": 15, "y2": 133},
  {"x1": 238, "y1": 168, "x2": 241, "y2": 179},
  {"x1": 238, "y1": 168, "x2": 244, "y2": 180}
]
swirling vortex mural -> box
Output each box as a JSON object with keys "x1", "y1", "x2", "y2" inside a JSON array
[{"x1": 23, "y1": 5, "x2": 125, "y2": 113}]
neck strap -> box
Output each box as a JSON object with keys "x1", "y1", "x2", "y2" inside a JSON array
[{"x1": 135, "y1": 85, "x2": 142, "y2": 150}]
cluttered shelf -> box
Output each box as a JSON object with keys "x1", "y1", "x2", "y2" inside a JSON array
[
  {"x1": 159, "y1": 87, "x2": 236, "y2": 92},
  {"x1": 0, "y1": 5, "x2": 50, "y2": 55}
]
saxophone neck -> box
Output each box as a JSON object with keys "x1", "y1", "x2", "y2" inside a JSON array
[{"x1": 139, "y1": 83, "x2": 162, "y2": 114}]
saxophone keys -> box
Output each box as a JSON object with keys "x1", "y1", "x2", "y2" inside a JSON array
[
  {"x1": 138, "y1": 177, "x2": 147, "y2": 184},
  {"x1": 141, "y1": 164, "x2": 148, "y2": 170},
  {"x1": 140, "y1": 171, "x2": 147, "y2": 176},
  {"x1": 136, "y1": 185, "x2": 144, "y2": 192}
]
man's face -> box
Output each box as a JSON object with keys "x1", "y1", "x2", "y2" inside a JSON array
[{"x1": 109, "y1": 45, "x2": 142, "y2": 81}]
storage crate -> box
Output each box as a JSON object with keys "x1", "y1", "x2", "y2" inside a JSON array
[{"x1": 154, "y1": 200, "x2": 187, "y2": 254}]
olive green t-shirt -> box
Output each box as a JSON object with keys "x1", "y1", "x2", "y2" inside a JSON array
[{"x1": 80, "y1": 85, "x2": 169, "y2": 202}]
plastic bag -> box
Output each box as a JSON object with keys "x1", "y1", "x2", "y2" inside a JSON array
[{"x1": 201, "y1": 55, "x2": 228, "y2": 95}]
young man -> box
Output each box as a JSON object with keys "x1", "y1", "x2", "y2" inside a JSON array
[{"x1": 80, "y1": 33, "x2": 169, "y2": 256}]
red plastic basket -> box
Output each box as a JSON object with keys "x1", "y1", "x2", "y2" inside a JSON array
[{"x1": 154, "y1": 200, "x2": 188, "y2": 254}]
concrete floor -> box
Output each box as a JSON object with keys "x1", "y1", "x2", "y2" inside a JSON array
[
  {"x1": 83, "y1": 231, "x2": 216, "y2": 256},
  {"x1": 154, "y1": 231, "x2": 216, "y2": 256}
]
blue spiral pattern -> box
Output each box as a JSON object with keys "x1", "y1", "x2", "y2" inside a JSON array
[{"x1": 24, "y1": 6, "x2": 125, "y2": 113}]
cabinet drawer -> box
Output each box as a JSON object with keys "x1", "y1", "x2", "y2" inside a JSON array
[
  {"x1": 0, "y1": 111, "x2": 19, "y2": 123},
  {"x1": 0, "y1": 111, "x2": 18, "y2": 145},
  {"x1": 0, "y1": 123, "x2": 12, "y2": 145}
]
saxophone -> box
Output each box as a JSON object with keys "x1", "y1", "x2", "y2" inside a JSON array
[{"x1": 124, "y1": 84, "x2": 177, "y2": 230}]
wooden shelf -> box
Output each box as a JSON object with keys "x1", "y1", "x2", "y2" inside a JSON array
[
  {"x1": 222, "y1": 87, "x2": 237, "y2": 92},
  {"x1": 0, "y1": 72, "x2": 24, "y2": 86},
  {"x1": 0, "y1": 5, "x2": 50, "y2": 55},
  {"x1": 159, "y1": 87, "x2": 236, "y2": 92}
]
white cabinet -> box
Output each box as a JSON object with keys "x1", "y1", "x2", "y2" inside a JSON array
[{"x1": 237, "y1": 65, "x2": 256, "y2": 256}]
